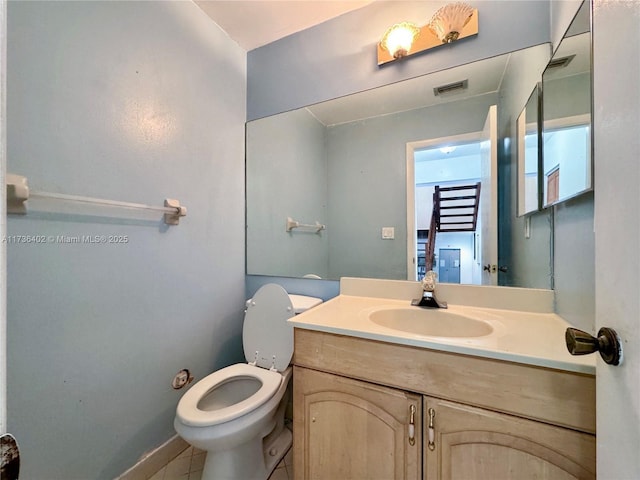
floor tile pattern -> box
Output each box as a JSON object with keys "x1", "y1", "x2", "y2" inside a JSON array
[{"x1": 148, "y1": 445, "x2": 293, "y2": 480}]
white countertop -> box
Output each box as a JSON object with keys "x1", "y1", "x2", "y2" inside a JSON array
[{"x1": 290, "y1": 293, "x2": 596, "y2": 375}]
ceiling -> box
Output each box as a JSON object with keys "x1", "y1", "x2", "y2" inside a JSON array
[{"x1": 194, "y1": 0, "x2": 374, "y2": 51}]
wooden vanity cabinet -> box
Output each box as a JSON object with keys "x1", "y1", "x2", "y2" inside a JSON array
[
  {"x1": 293, "y1": 329, "x2": 596, "y2": 480},
  {"x1": 423, "y1": 396, "x2": 595, "y2": 479},
  {"x1": 293, "y1": 366, "x2": 422, "y2": 480}
]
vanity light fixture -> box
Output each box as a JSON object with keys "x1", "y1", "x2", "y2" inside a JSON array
[
  {"x1": 378, "y1": 2, "x2": 478, "y2": 66},
  {"x1": 429, "y1": 2, "x2": 475, "y2": 44},
  {"x1": 380, "y1": 22, "x2": 421, "y2": 59}
]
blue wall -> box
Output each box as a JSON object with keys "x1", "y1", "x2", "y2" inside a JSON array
[
  {"x1": 7, "y1": 2, "x2": 246, "y2": 478},
  {"x1": 248, "y1": 0, "x2": 551, "y2": 121},
  {"x1": 246, "y1": 108, "x2": 329, "y2": 278},
  {"x1": 326, "y1": 93, "x2": 498, "y2": 280}
]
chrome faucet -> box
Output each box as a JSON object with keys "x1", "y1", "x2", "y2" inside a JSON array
[{"x1": 411, "y1": 270, "x2": 448, "y2": 309}]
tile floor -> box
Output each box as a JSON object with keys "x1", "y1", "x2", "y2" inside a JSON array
[{"x1": 148, "y1": 445, "x2": 293, "y2": 480}]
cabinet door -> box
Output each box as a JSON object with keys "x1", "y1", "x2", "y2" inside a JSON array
[
  {"x1": 423, "y1": 396, "x2": 595, "y2": 480},
  {"x1": 293, "y1": 366, "x2": 421, "y2": 480}
]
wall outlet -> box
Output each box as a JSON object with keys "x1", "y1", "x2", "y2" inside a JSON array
[{"x1": 381, "y1": 227, "x2": 395, "y2": 240}]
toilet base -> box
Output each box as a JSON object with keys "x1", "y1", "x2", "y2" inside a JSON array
[
  {"x1": 263, "y1": 425, "x2": 292, "y2": 474},
  {"x1": 200, "y1": 425, "x2": 292, "y2": 480}
]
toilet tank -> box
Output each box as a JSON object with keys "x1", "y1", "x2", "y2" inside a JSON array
[{"x1": 288, "y1": 294, "x2": 323, "y2": 314}]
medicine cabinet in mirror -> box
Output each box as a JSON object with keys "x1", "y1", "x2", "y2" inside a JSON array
[
  {"x1": 542, "y1": 0, "x2": 592, "y2": 207},
  {"x1": 517, "y1": 85, "x2": 542, "y2": 217},
  {"x1": 246, "y1": 44, "x2": 552, "y2": 287}
]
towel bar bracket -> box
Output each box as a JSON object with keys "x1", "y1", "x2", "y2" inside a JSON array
[{"x1": 286, "y1": 216, "x2": 325, "y2": 234}]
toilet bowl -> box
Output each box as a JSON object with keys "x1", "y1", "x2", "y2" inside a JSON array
[{"x1": 174, "y1": 284, "x2": 322, "y2": 480}]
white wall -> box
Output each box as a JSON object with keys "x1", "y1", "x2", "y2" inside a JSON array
[
  {"x1": 7, "y1": 2, "x2": 246, "y2": 478},
  {"x1": 593, "y1": 1, "x2": 640, "y2": 475},
  {"x1": 0, "y1": 0, "x2": 6, "y2": 436}
]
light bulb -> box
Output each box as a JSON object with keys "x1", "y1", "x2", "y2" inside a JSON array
[{"x1": 381, "y1": 22, "x2": 420, "y2": 59}]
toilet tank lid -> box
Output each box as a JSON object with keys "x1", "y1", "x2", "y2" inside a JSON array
[
  {"x1": 245, "y1": 294, "x2": 322, "y2": 314},
  {"x1": 288, "y1": 294, "x2": 323, "y2": 314}
]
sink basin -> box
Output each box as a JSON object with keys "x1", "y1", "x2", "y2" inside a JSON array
[{"x1": 368, "y1": 307, "x2": 493, "y2": 338}]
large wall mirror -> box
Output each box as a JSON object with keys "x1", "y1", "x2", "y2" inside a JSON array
[
  {"x1": 246, "y1": 44, "x2": 552, "y2": 287},
  {"x1": 542, "y1": 0, "x2": 592, "y2": 207}
]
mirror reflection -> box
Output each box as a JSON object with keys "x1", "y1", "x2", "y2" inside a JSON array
[
  {"x1": 246, "y1": 45, "x2": 551, "y2": 286},
  {"x1": 517, "y1": 85, "x2": 541, "y2": 216},
  {"x1": 542, "y1": 0, "x2": 592, "y2": 207}
]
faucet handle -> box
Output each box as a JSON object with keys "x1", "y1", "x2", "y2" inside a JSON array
[{"x1": 422, "y1": 271, "x2": 437, "y2": 292}]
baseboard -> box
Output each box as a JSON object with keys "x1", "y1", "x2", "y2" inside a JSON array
[{"x1": 115, "y1": 434, "x2": 189, "y2": 480}]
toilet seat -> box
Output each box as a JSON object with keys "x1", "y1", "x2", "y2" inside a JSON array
[
  {"x1": 176, "y1": 363, "x2": 283, "y2": 427},
  {"x1": 243, "y1": 284, "x2": 295, "y2": 371}
]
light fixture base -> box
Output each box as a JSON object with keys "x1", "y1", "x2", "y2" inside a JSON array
[
  {"x1": 377, "y1": 8, "x2": 478, "y2": 66},
  {"x1": 443, "y1": 32, "x2": 461, "y2": 44}
]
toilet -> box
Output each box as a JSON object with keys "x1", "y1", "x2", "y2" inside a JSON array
[{"x1": 174, "y1": 284, "x2": 322, "y2": 480}]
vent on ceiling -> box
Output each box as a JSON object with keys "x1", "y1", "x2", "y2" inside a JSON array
[
  {"x1": 547, "y1": 54, "x2": 575, "y2": 69},
  {"x1": 433, "y1": 79, "x2": 468, "y2": 96}
]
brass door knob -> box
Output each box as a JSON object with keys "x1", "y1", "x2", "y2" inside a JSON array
[{"x1": 565, "y1": 327, "x2": 623, "y2": 366}]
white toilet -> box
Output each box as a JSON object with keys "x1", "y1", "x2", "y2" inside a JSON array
[{"x1": 174, "y1": 284, "x2": 322, "y2": 480}]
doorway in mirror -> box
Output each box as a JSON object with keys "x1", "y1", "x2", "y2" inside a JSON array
[
  {"x1": 412, "y1": 139, "x2": 483, "y2": 284},
  {"x1": 407, "y1": 107, "x2": 498, "y2": 286}
]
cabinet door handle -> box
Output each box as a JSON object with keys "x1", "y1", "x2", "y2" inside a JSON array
[
  {"x1": 427, "y1": 407, "x2": 436, "y2": 451},
  {"x1": 408, "y1": 404, "x2": 416, "y2": 446}
]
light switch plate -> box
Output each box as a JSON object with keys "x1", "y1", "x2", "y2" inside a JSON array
[{"x1": 382, "y1": 227, "x2": 395, "y2": 239}]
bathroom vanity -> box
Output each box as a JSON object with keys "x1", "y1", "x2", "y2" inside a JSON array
[{"x1": 289, "y1": 278, "x2": 596, "y2": 479}]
